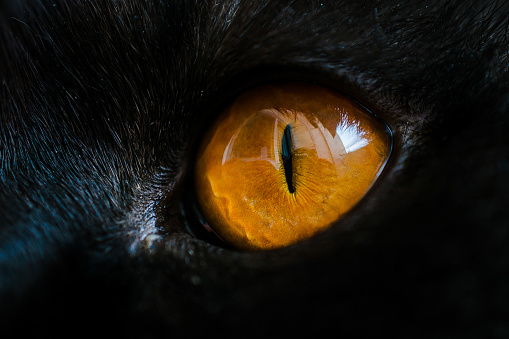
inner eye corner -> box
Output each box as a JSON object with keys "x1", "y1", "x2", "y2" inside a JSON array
[
  {"x1": 182, "y1": 80, "x2": 393, "y2": 252},
  {"x1": 179, "y1": 186, "x2": 232, "y2": 250}
]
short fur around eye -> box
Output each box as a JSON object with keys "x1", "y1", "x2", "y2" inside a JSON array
[{"x1": 1, "y1": 0, "x2": 509, "y2": 337}]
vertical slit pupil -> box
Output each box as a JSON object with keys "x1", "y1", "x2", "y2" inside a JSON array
[{"x1": 282, "y1": 124, "x2": 295, "y2": 193}]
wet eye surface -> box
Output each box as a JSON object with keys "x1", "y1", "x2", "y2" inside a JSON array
[{"x1": 192, "y1": 82, "x2": 392, "y2": 251}]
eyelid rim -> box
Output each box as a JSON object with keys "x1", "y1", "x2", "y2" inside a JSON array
[{"x1": 178, "y1": 77, "x2": 397, "y2": 251}]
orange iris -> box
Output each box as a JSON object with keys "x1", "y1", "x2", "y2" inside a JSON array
[{"x1": 194, "y1": 82, "x2": 392, "y2": 250}]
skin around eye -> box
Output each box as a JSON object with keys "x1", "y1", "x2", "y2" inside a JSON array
[{"x1": 194, "y1": 82, "x2": 392, "y2": 251}]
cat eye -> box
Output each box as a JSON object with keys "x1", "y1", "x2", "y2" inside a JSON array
[{"x1": 190, "y1": 82, "x2": 392, "y2": 251}]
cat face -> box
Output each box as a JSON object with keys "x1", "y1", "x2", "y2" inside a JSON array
[{"x1": 1, "y1": 0, "x2": 508, "y2": 336}]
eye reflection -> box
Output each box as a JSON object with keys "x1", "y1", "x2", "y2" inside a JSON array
[
  {"x1": 221, "y1": 108, "x2": 373, "y2": 173},
  {"x1": 194, "y1": 82, "x2": 392, "y2": 251},
  {"x1": 336, "y1": 120, "x2": 369, "y2": 153}
]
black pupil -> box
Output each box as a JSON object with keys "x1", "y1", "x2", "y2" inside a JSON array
[{"x1": 282, "y1": 124, "x2": 295, "y2": 193}]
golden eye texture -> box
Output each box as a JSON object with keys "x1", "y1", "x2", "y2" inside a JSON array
[{"x1": 194, "y1": 82, "x2": 392, "y2": 251}]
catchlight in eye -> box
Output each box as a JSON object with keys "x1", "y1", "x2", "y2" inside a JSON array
[{"x1": 193, "y1": 82, "x2": 392, "y2": 251}]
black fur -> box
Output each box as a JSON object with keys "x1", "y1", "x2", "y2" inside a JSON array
[{"x1": 1, "y1": 0, "x2": 509, "y2": 337}]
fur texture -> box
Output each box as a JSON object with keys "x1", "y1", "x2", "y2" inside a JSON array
[{"x1": 1, "y1": 0, "x2": 509, "y2": 337}]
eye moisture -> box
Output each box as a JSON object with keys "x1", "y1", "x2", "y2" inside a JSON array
[{"x1": 194, "y1": 82, "x2": 392, "y2": 250}]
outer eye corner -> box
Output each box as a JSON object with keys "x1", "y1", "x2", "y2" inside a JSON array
[{"x1": 185, "y1": 81, "x2": 393, "y2": 251}]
